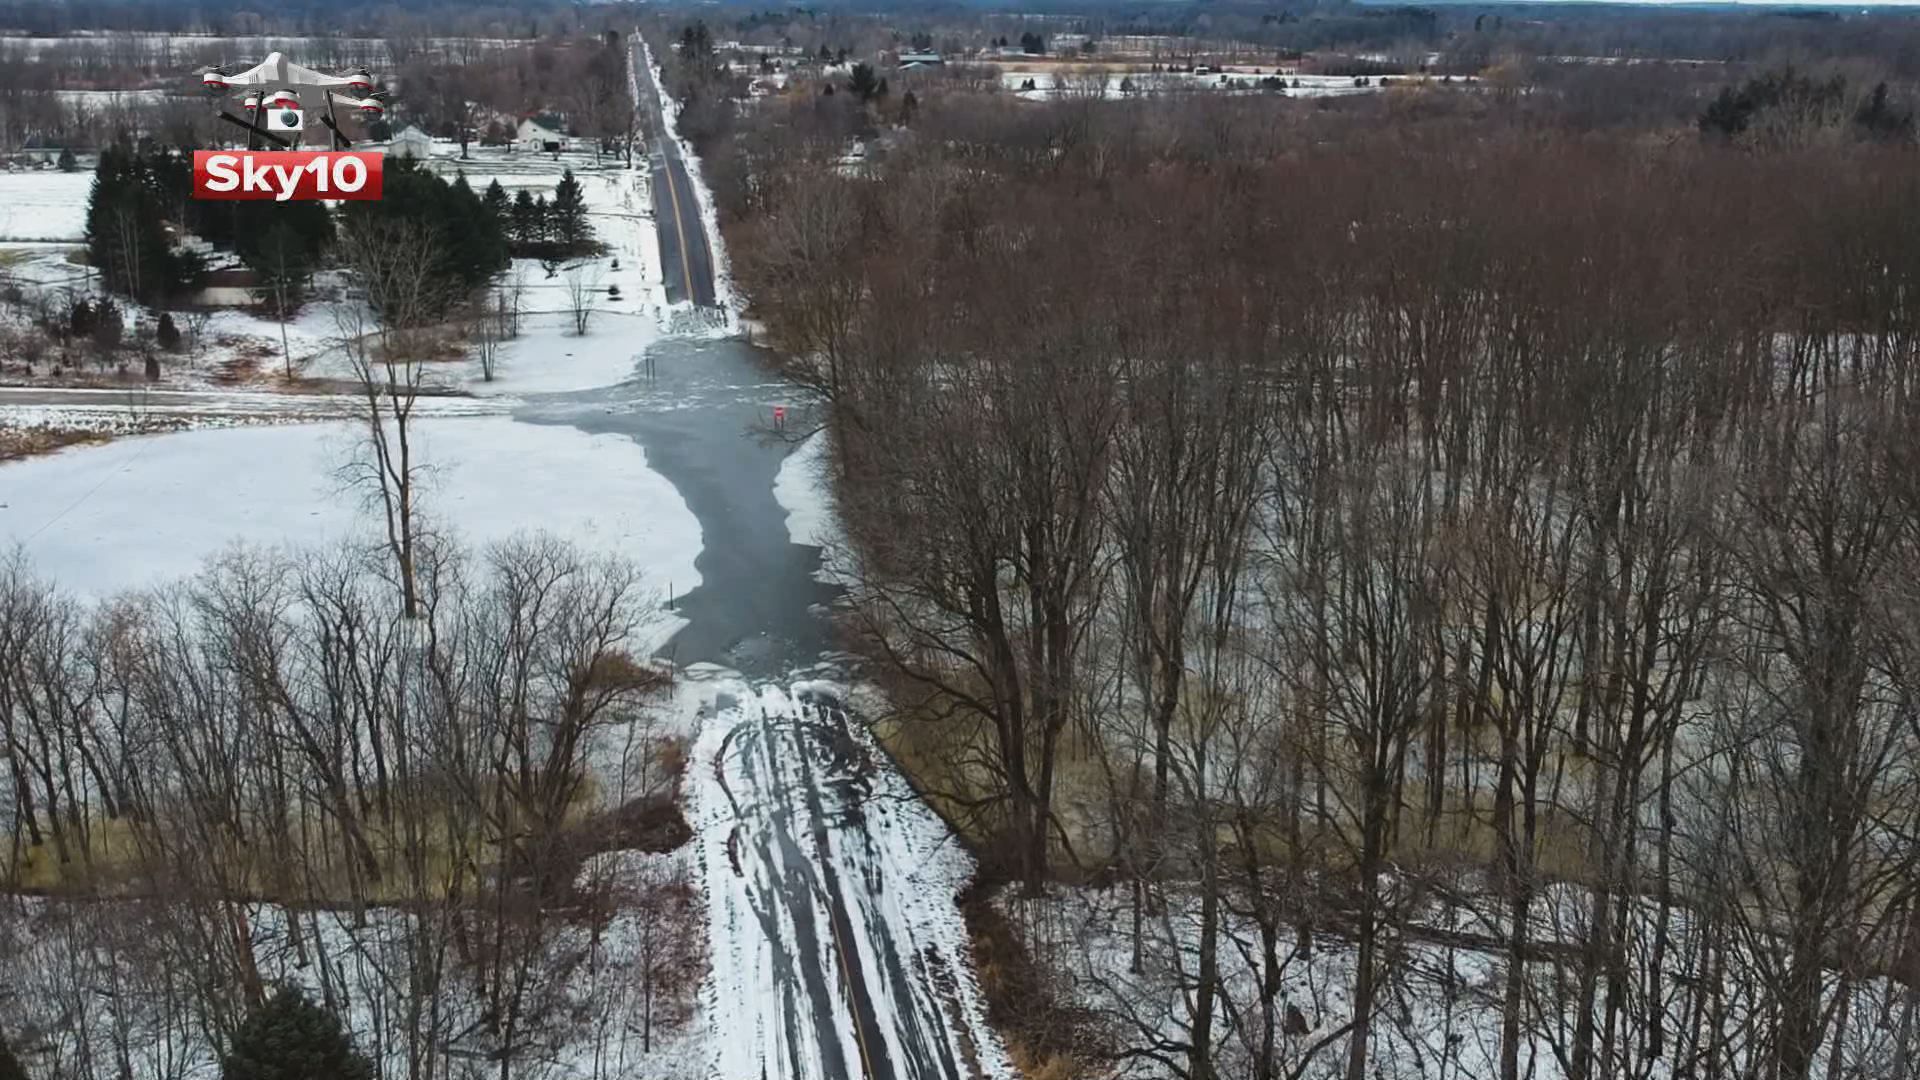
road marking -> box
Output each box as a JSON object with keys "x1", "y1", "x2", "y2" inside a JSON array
[
  {"x1": 659, "y1": 151, "x2": 701, "y2": 305},
  {"x1": 827, "y1": 891, "x2": 878, "y2": 1078}
]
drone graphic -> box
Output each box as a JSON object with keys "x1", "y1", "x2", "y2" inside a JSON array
[{"x1": 200, "y1": 52, "x2": 387, "y2": 150}]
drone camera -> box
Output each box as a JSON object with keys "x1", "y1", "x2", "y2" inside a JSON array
[{"x1": 266, "y1": 105, "x2": 304, "y2": 133}]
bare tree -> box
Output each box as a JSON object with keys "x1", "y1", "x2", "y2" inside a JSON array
[
  {"x1": 564, "y1": 265, "x2": 603, "y2": 336},
  {"x1": 334, "y1": 218, "x2": 447, "y2": 621}
]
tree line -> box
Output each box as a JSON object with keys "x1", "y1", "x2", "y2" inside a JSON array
[
  {"x1": 82, "y1": 146, "x2": 510, "y2": 316},
  {"x1": 0, "y1": 535, "x2": 700, "y2": 1080},
  {"x1": 718, "y1": 74, "x2": 1920, "y2": 1080}
]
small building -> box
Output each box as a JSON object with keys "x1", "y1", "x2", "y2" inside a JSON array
[
  {"x1": 897, "y1": 51, "x2": 943, "y2": 69},
  {"x1": 388, "y1": 125, "x2": 434, "y2": 160},
  {"x1": 516, "y1": 116, "x2": 571, "y2": 154},
  {"x1": 17, "y1": 135, "x2": 87, "y2": 167}
]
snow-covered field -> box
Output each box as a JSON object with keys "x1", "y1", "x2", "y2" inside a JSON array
[
  {"x1": 0, "y1": 169, "x2": 93, "y2": 242},
  {"x1": 0, "y1": 417, "x2": 701, "y2": 625},
  {"x1": 0, "y1": 143, "x2": 671, "y2": 396},
  {"x1": 0, "y1": 32, "x2": 525, "y2": 63},
  {"x1": 55, "y1": 88, "x2": 173, "y2": 107}
]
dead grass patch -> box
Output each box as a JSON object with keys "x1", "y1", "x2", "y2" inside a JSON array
[
  {"x1": 0, "y1": 425, "x2": 110, "y2": 460},
  {"x1": 961, "y1": 875, "x2": 1106, "y2": 1080}
]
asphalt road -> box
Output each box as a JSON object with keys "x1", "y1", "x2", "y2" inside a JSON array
[
  {"x1": 711, "y1": 687, "x2": 977, "y2": 1080},
  {"x1": 631, "y1": 36, "x2": 719, "y2": 309}
]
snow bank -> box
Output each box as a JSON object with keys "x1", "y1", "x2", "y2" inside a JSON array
[
  {"x1": 772, "y1": 428, "x2": 856, "y2": 590},
  {"x1": 772, "y1": 429, "x2": 834, "y2": 548},
  {"x1": 0, "y1": 416, "x2": 702, "y2": 615}
]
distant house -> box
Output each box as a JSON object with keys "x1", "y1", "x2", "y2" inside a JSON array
[
  {"x1": 388, "y1": 125, "x2": 434, "y2": 160},
  {"x1": 18, "y1": 134, "x2": 86, "y2": 167},
  {"x1": 516, "y1": 116, "x2": 571, "y2": 154},
  {"x1": 896, "y1": 51, "x2": 943, "y2": 69}
]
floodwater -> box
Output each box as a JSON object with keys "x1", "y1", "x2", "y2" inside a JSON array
[{"x1": 520, "y1": 333, "x2": 842, "y2": 676}]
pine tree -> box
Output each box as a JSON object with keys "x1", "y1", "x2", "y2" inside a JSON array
[
  {"x1": 482, "y1": 179, "x2": 510, "y2": 229},
  {"x1": 247, "y1": 221, "x2": 312, "y2": 316},
  {"x1": 221, "y1": 988, "x2": 373, "y2": 1080},
  {"x1": 445, "y1": 173, "x2": 508, "y2": 286},
  {"x1": 511, "y1": 188, "x2": 540, "y2": 251},
  {"x1": 56, "y1": 147, "x2": 76, "y2": 172},
  {"x1": 69, "y1": 297, "x2": 96, "y2": 338},
  {"x1": 550, "y1": 168, "x2": 591, "y2": 255},
  {"x1": 157, "y1": 311, "x2": 181, "y2": 351},
  {"x1": 532, "y1": 194, "x2": 553, "y2": 252},
  {"x1": 85, "y1": 144, "x2": 202, "y2": 303},
  {"x1": 849, "y1": 63, "x2": 880, "y2": 102}
]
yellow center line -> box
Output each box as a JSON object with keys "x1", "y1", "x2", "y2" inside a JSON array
[
  {"x1": 660, "y1": 152, "x2": 700, "y2": 304},
  {"x1": 825, "y1": 892, "x2": 878, "y2": 1078}
]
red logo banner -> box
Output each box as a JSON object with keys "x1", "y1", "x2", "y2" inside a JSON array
[{"x1": 192, "y1": 150, "x2": 384, "y2": 201}]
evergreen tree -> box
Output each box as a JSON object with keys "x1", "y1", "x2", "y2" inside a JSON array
[
  {"x1": 1855, "y1": 82, "x2": 1914, "y2": 142},
  {"x1": 339, "y1": 158, "x2": 508, "y2": 307},
  {"x1": 848, "y1": 62, "x2": 880, "y2": 102},
  {"x1": 482, "y1": 178, "x2": 511, "y2": 230},
  {"x1": 247, "y1": 221, "x2": 313, "y2": 316},
  {"x1": 56, "y1": 147, "x2": 76, "y2": 172},
  {"x1": 446, "y1": 173, "x2": 509, "y2": 284},
  {"x1": 157, "y1": 311, "x2": 181, "y2": 351},
  {"x1": 221, "y1": 988, "x2": 373, "y2": 1080},
  {"x1": 680, "y1": 22, "x2": 713, "y2": 59},
  {"x1": 91, "y1": 297, "x2": 123, "y2": 352},
  {"x1": 550, "y1": 169, "x2": 591, "y2": 255},
  {"x1": 512, "y1": 187, "x2": 540, "y2": 250},
  {"x1": 68, "y1": 297, "x2": 95, "y2": 338},
  {"x1": 84, "y1": 144, "x2": 203, "y2": 303},
  {"x1": 533, "y1": 194, "x2": 553, "y2": 252},
  {"x1": 232, "y1": 201, "x2": 333, "y2": 283}
]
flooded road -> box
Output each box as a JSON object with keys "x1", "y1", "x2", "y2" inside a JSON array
[
  {"x1": 518, "y1": 332, "x2": 1005, "y2": 1080},
  {"x1": 523, "y1": 334, "x2": 840, "y2": 675}
]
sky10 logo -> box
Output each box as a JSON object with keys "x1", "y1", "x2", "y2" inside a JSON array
[{"x1": 192, "y1": 150, "x2": 384, "y2": 201}]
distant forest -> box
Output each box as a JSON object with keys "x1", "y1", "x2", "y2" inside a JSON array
[{"x1": 9, "y1": 0, "x2": 1920, "y2": 75}]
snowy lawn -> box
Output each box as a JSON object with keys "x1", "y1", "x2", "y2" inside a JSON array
[
  {"x1": 0, "y1": 169, "x2": 95, "y2": 242},
  {"x1": 288, "y1": 158, "x2": 670, "y2": 395},
  {"x1": 0, "y1": 416, "x2": 701, "y2": 626}
]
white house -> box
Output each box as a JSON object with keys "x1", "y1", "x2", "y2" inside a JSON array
[
  {"x1": 516, "y1": 117, "x2": 570, "y2": 154},
  {"x1": 388, "y1": 125, "x2": 434, "y2": 160}
]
